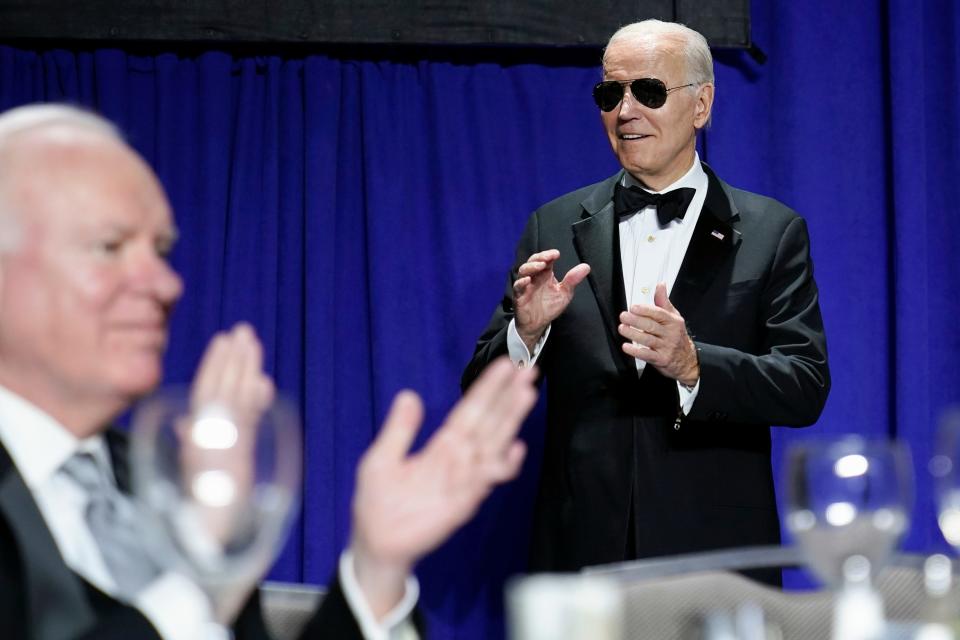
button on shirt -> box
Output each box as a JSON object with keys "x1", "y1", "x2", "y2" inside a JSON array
[{"x1": 508, "y1": 154, "x2": 708, "y2": 414}]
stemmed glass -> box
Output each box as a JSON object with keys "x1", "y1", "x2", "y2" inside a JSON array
[
  {"x1": 507, "y1": 574, "x2": 622, "y2": 640},
  {"x1": 784, "y1": 436, "x2": 912, "y2": 638},
  {"x1": 918, "y1": 408, "x2": 960, "y2": 635},
  {"x1": 129, "y1": 388, "x2": 302, "y2": 623},
  {"x1": 785, "y1": 436, "x2": 912, "y2": 587},
  {"x1": 932, "y1": 408, "x2": 960, "y2": 551}
]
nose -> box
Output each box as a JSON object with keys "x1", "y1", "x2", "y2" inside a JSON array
[
  {"x1": 153, "y1": 259, "x2": 184, "y2": 305},
  {"x1": 131, "y1": 246, "x2": 184, "y2": 305},
  {"x1": 618, "y1": 87, "x2": 642, "y2": 120}
]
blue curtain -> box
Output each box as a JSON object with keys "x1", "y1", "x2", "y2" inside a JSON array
[{"x1": 1, "y1": 0, "x2": 958, "y2": 636}]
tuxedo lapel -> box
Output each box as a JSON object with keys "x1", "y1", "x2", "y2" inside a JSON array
[
  {"x1": 570, "y1": 166, "x2": 743, "y2": 371},
  {"x1": 572, "y1": 172, "x2": 636, "y2": 375},
  {"x1": 670, "y1": 164, "x2": 742, "y2": 319},
  {"x1": 0, "y1": 443, "x2": 96, "y2": 640}
]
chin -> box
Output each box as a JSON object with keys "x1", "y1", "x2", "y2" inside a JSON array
[
  {"x1": 110, "y1": 362, "x2": 164, "y2": 399},
  {"x1": 618, "y1": 155, "x2": 654, "y2": 174}
]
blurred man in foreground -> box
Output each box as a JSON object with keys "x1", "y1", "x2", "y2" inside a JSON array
[{"x1": 0, "y1": 103, "x2": 537, "y2": 639}]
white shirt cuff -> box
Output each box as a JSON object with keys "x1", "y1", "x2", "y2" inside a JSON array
[
  {"x1": 135, "y1": 571, "x2": 230, "y2": 640},
  {"x1": 507, "y1": 319, "x2": 550, "y2": 368},
  {"x1": 677, "y1": 378, "x2": 701, "y2": 416},
  {"x1": 339, "y1": 550, "x2": 420, "y2": 640}
]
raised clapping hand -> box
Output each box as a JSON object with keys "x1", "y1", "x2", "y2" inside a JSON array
[
  {"x1": 513, "y1": 249, "x2": 591, "y2": 351},
  {"x1": 184, "y1": 324, "x2": 276, "y2": 540},
  {"x1": 349, "y1": 357, "x2": 539, "y2": 619},
  {"x1": 618, "y1": 282, "x2": 700, "y2": 386},
  {"x1": 189, "y1": 323, "x2": 276, "y2": 426}
]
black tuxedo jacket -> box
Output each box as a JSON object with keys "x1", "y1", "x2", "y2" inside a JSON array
[
  {"x1": 0, "y1": 433, "x2": 366, "y2": 640},
  {"x1": 463, "y1": 165, "x2": 830, "y2": 576}
]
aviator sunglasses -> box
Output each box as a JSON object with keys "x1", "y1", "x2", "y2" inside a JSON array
[{"x1": 592, "y1": 78, "x2": 695, "y2": 111}]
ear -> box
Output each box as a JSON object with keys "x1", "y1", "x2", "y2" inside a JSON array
[{"x1": 693, "y1": 83, "x2": 715, "y2": 129}]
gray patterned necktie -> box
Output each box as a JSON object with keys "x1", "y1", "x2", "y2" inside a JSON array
[{"x1": 60, "y1": 451, "x2": 162, "y2": 596}]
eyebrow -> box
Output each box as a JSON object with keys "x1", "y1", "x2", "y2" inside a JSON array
[{"x1": 87, "y1": 221, "x2": 179, "y2": 243}]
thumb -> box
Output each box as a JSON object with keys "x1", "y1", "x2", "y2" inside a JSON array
[
  {"x1": 366, "y1": 390, "x2": 424, "y2": 465},
  {"x1": 560, "y1": 263, "x2": 591, "y2": 290},
  {"x1": 654, "y1": 282, "x2": 675, "y2": 311}
]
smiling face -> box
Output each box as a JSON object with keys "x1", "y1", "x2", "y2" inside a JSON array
[
  {"x1": 600, "y1": 36, "x2": 714, "y2": 191},
  {"x1": 0, "y1": 126, "x2": 183, "y2": 434}
]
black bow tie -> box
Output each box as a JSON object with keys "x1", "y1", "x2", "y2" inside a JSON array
[{"x1": 613, "y1": 183, "x2": 696, "y2": 226}]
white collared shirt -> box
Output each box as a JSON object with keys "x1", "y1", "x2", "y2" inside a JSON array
[
  {"x1": 0, "y1": 384, "x2": 228, "y2": 639},
  {"x1": 0, "y1": 385, "x2": 418, "y2": 640},
  {"x1": 0, "y1": 384, "x2": 117, "y2": 593},
  {"x1": 507, "y1": 154, "x2": 707, "y2": 414}
]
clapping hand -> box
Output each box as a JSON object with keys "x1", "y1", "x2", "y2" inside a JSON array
[
  {"x1": 181, "y1": 323, "x2": 276, "y2": 548},
  {"x1": 349, "y1": 357, "x2": 538, "y2": 618},
  {"x1": 618, "y1": 283, "x2": 699, "y2": 386},
  {"x1": 189, "y1": 323, "x2": 275, "y2": 428},
  {"x1": 513, "y1": 249, "x2": 590, "y2": 351}
]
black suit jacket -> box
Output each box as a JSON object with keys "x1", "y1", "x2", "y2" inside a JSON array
[
  {"x1": 0, "y1": 433, "x2": 366, "y2": 640},
  {"x1": 463, "y1": 165, "x2": 830, "y2": 575}
]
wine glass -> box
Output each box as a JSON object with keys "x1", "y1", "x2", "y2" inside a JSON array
[
  {"x1": 932, "y1": 408, "x2": 960, "y2": 551},
  {"x1": 784, "y1": 437, "x2": 912, "y2": 639},
  {"x1": 129, "y1": 388, "x2": 302, "y2": 623},
  {"x1": 784, "y1": 436, "x2": 913, "y2": 590},
  {"x1": 507, "y1": 574, "x2": 622, "y2": 640}
]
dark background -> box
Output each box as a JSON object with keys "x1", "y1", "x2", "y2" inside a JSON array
[{"x1": 0, "y1": 0, "x2": 750, "y2": 46}]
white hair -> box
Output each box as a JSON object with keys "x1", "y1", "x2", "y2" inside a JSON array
[
  {"x1": 603, "y1": 19, "x2": 714, "y2": 86},
  {"x1": 0, "y1": 103, "x2": 120, "y2": 147},
  {"x1": 0, "y1": 104, "x2": 122, "y2": 253}
]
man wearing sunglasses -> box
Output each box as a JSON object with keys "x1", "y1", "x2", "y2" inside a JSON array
[{"x1": 464, "y1": 19, "x2": 829, "y2": 584}]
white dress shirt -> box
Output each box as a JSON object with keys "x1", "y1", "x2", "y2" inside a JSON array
[
  {"x1": 507, "y1": 154, "x2": 708, "y2": 415},
  {"x1": 0, "y1": 384, "x2": 418, "y2": 640}
]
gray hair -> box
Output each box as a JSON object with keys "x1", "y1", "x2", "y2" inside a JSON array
[
  {"x1": 603, "y1": 19, "x2": 714, "y2": 86},
  {"x1": 0, "y1": 104, "x2": 122, "y2": 252}
]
